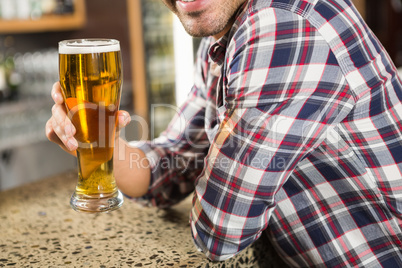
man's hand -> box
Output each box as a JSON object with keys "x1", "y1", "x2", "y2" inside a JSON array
[
  {"x1": 45, "y1": 82, "x2": 131, "y2": 157},
  {"x1": 46, "y1": 82, "x2": 150, "y2": 197}
]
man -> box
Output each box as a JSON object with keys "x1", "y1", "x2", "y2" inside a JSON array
[{"x1": 47, "y1": 0, "x2": 402, "y2": 266}]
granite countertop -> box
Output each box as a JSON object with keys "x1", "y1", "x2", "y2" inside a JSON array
[{"x1": 0, "y1": 172, "x2": 288, "y2": 267}]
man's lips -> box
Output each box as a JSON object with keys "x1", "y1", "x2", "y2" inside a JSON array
[{"x1": 176, "y1": 0, "x2": 209, "y2": 13}]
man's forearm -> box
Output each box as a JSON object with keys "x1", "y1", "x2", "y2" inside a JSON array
[{"x1": 114, "y1": 137, "x2": 151, "y2": 197}]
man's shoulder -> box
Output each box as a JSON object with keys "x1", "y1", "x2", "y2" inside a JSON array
[
  {"x1": 240, "y1": 0, "x2": 363, "y2": 40},
  {"x1": 247, "y1": 0, "x2": 354, "y2": 20}
]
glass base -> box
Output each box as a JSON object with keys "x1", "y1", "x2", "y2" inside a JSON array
[{"x1": 70, "y1": 190, "x2": 124, "y2": 213}]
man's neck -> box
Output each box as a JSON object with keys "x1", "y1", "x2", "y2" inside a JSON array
[{"x1": 212, "y1": 22, "x2": 234, "y2": 40}]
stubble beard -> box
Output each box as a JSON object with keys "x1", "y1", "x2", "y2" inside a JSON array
[{"x1": 177, "y1": 10, "x2": 233, "y2": 38}]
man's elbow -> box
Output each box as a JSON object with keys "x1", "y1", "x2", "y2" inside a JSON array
[{"x1": 190, "y1": 219, "x2": 250, "y2": 262}]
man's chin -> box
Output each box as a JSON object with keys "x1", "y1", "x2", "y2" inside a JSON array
[{"x1": 180, "y1": 20, "x2": 225, "y2": 38}]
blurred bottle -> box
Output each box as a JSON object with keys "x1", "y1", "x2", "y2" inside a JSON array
[
  {"x1": 4, "y1": 54, "x2": 22, "y2": 100},
  {"x1": 0, "y1": 37, "x2": 21, "y2": 101},
  {"x1": 30, "y1": 0, "x2": 43, "y2": 20},
  {"x1": 16, "y1": 0, "x2": 31, "y2": 19},
  {"x1": 41, "y1": 0, "x2": 57, "y2": 15},
  {"x1": 54, "y1": 0, "x2": 74, "y2": 14},
  {"x1": 0, "y1": 53, "x2": 7, "y2": 102},
  {"x1": 0, "y1": 0, "x2": 16, "y2": 20}
]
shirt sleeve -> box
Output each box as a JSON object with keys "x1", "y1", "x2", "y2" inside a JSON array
[
  {"x1": 189, "y1": 8, "x2": 355, "y2": 260},
  {"x1": 130, "y1": 38, "x2": 215, "y2": 208}
]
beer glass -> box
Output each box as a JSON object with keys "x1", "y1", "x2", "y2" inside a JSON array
[{"x1": 59, "y1": 39, "x2": 124, "y2": 213}]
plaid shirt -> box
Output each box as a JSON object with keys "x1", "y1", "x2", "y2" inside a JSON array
[{"x1": 132, "y1": 0, "x2": 402, "y2": 266}]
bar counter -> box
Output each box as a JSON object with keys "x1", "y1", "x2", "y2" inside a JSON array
[{"x1": 0, "y1": 172, "x2": 288, "y2": 267}]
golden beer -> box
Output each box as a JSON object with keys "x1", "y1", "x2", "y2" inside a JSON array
[{"x1": 59, "y1": 39, "x2": 124, "y2": 213}]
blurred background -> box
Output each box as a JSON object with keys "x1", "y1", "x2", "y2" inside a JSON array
[{"x1": 0, "y1": 0, "x2": 400, "y2": 190}]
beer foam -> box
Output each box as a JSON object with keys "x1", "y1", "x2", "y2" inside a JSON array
[{"x1": 59, "y1": 39, "x2": 120, "y2": 54}]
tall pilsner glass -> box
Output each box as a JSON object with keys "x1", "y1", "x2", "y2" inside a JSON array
[{"x1": 59, "y1": 39, "x2": 124, "y2": 213}]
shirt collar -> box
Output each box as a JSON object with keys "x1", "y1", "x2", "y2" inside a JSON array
[
  {"x1": 208, "y1": 1, "x2": 250, "y2": 66},
  {"x1": 208, "y1": 35, "x2": 229, "y2": 66}
]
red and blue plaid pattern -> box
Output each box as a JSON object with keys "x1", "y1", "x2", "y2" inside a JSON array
[{"x1": 131, "y1": 0, "x2": 402, "y2": 266}]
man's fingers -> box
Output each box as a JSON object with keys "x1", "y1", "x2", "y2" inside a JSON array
[
  {"x1": 47, "y1": 82, "x2": 78, "y2": 156},
  {"x1": 51, "y1": 82, "x2": 64, "y2": 104},
  {"x1": 46, "y1": 118, "x2": 62, "y2": 145},
  {"x1": 49, "y1": 104, "x2": 78, "y2": 151},
  {"x1": 47, "y1": 118, "x2": 78, "y2": 153},
  {"x1": 51, "y1": 103, "x2": 68, "y2": 132},
  {"x1": 118, "y1": 110, "x2": 131, "y2": 128}
]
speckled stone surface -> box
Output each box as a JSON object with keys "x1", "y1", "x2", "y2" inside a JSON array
[{"x1": 0, "y1": 172, "x2": 289, "y2": 267}]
